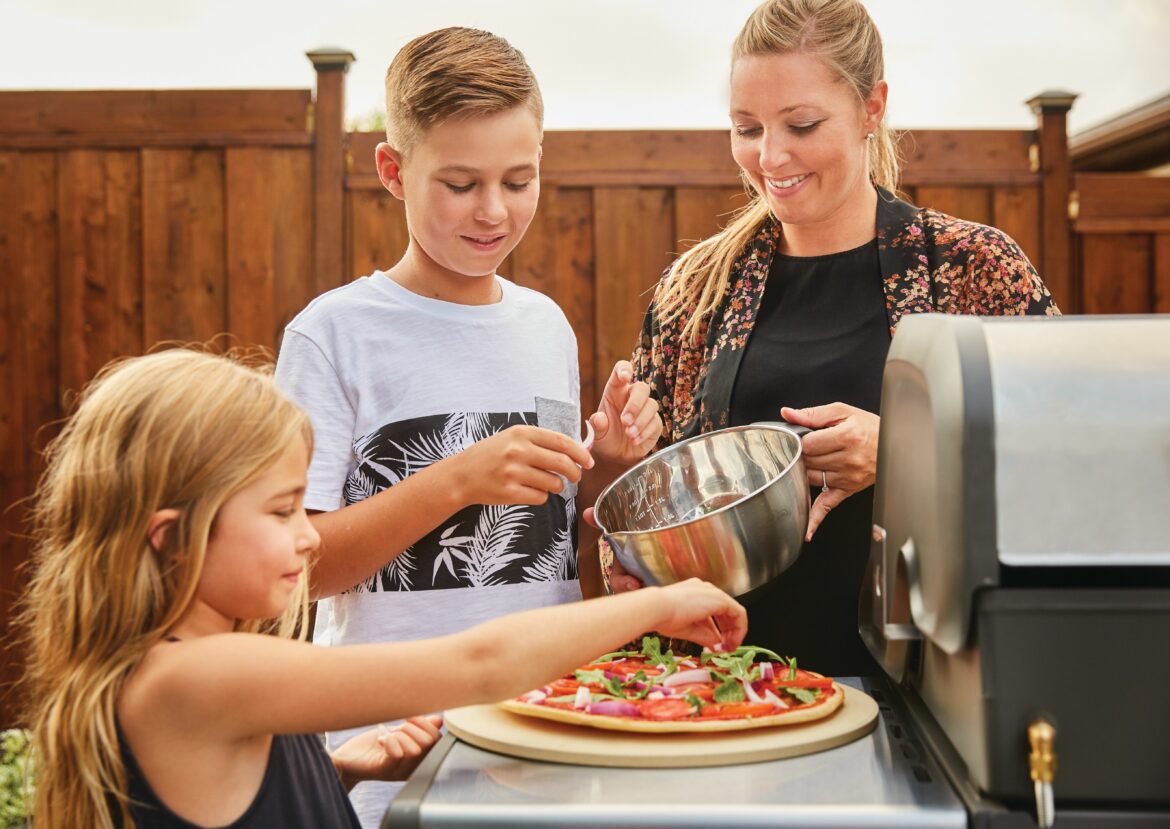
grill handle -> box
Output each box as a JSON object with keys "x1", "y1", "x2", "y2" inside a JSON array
[
  {"x1": 1028, "y1": 719, "x2": 1057, "y2": 828},
  {"x1": 859, "y1": 524, "x2": 922, "y2": 681}
]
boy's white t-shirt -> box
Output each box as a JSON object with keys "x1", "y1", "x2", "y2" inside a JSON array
[{"x1": 275, "y1": 272, "x2": 582, "y2": 828}]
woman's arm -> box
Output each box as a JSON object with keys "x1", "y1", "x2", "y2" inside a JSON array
[{"x1": 141, "y1": 578, "x2": 746, "y2": 741}]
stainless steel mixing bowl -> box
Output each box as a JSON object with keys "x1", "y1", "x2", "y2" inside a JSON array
[{"x1": 594, "y1": 422, "x2": 810, "y2": 596}]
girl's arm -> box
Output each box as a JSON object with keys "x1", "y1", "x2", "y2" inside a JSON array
[{"x1": 142, "y1": 579, "x2": 745, "y2": 740}]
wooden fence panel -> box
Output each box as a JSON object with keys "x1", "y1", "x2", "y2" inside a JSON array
[
  {"x1": 142, "y1": 149, "x2": 227, "y2": 345},
  {"x1": 5, "y1": 81, "x2": 1169, "y2": 727},
  {"x1": 0, "y1": 151, "x2": 58, "y2": 715},
  {"x1": 0, "y1": 90, "x2": 311, "y2": 136},
  {"x1": 674, "y1": 186, "x2": 748, "y2": 252},
  {"x1": 1080, "y1": 234, "x2": 1152, "y2": 314},
  {"x1": 593, "y1": 187, "x2": 675, "y2": 404},
  {"x1": 346, "y1": 189, "x2": 409, "y2": 284},
  {"x1": 991, "y1": 185, "x2": 1042, "y2": 269},
  {"x1": 57, "y1": 150, "x2": 144, "y2": 393},
  {"x1": 915, "y1": 186, "x2": 994, "y2": 227},
  {"x1": 1072, "y1": 174, "x2": 1170, "y2": 313},
  {"x1": 225, "y1": 147, "x2": 314, "y2": 350},
  {"x1": 1156, "y1": 234, "x2": 1170, "y2": 313}
]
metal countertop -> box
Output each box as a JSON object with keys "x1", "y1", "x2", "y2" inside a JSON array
[{"x1": 383, "y1": 677, "x2": 966, "y2": 829}]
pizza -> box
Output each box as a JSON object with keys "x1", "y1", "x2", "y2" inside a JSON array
[{"x1": 500, "y1": 636, "x2": 843, "y2": 733}]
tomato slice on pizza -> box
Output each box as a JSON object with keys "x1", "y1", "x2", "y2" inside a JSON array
[{"x1": 500, "y1": 636, "x2": 843, "y2": 733}]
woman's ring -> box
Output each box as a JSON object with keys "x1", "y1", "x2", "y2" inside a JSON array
[{"x1": 821, "y1": 471, "x2": 829, "y2": 493}]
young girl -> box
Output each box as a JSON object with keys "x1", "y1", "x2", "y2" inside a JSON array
[{"x1": 19, "y1": 349, "x2": 745, "y2": 829}]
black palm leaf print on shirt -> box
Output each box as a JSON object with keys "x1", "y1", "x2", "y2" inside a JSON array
[{"x1": 344, "y1": 409, "x2": 578, "y2": 593}]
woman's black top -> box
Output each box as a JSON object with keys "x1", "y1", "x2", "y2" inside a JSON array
[
  {"x1": 728, "y1": 238, "x2": 888, "y2": 676},
  {"x1": 120, "y1": 728, "x2": 362, "y2": 829}
]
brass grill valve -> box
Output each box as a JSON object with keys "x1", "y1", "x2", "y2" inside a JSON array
[{"x1": 1028, "y1": 719, "x2": 1057, "y2": 828}]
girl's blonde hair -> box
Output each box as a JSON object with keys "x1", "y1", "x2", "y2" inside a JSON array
[
  {"x1": 657, "y1": 0, "x2": 900, "y2": 341},
  {"x1": 19, "y1": 348, "x2": 313, "y2": 829},
  {"x1": 384, "y1": 26, "x2": 544, "y2": 157}
]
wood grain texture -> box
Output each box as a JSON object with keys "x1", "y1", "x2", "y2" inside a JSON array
[
  {"x1": 673, "y1": 186, "x2": 748, "y2": 253},
  {"x1": 0, "y1": 90, "x2": 311, "y2": 134},
  {"x1": 1080, "y1": 234, "x2": 1152, "y2": 314},
  {"x1": 593, "y1": 188, "x2": 675, "y2": 405},
  {"x1": 915, "y1": 186, "x2": 993, "y2": 226},
  {"x1": 225, "y1": 147, "x2": 313, "y2": 351},
  {"x1": 346, "y1": 189, "x2": 409, "y2": 282},
  {"x1": 1153, "y1": 234, "x2": 1169, "y2": 313},
  {"x1": 142, "y1": 148, "x2": 227, "y2": 346},
  {"x1": 57, "y1": 150, "x2": 143, "y2": 395},
  {"x1": 992, "y1": 186, "x2": 1042, "y2": 272},
  {"x1": 0, "y1": 151, "x2": 58, "y2": 727}
]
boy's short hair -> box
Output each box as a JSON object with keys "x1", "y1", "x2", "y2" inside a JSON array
[{"x1": 384, "y1": 27, "x2": 544, "y2": 156}]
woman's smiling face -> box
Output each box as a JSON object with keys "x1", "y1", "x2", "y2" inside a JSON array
[{"x1": 729, "y1": 51, "x2": 884, "y2": 232}]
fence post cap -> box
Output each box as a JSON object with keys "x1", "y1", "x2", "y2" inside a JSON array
[
  {"x1": 1027, "y1": 90, "x2": 1078, "y2": 115},
  {"x1": 306, "y1": 48, "x2": 356, "y2": 72}
]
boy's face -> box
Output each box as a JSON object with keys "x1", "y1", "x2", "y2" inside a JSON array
[{"x1": 378, "y1": 106, "x2": 542, "y2": 292}]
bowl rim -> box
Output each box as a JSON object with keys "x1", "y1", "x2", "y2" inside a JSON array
[{"x1": 592, "y1": 422, "x2": 806, "y2": 536}]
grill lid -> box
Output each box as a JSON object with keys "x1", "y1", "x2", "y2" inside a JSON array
[{"x1": 861, "y1": 314, "x2": 1170, "y2": 671}]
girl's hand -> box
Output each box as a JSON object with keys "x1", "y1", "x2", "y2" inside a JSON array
[
  {"x1": 453, "y1": 425, "x2": 594, "y2": 506},
  {"x1": 780, "y1": 403, "x2": 880, "y2": 540},
  {"x1": 589, "y1": 361, "x2": 661, "y2": 465},
  {"x1": 331, "y1": 714, "x2": 444, "y2": 788},
  {"x1": 652, "y1": 579, "x2": 747, "y2": 653}
]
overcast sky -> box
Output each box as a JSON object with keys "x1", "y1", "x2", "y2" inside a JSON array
[{"x1": 4, "y1": 0, "x2": 1168, "y2": 136}]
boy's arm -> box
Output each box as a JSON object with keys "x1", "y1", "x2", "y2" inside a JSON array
[
  {"x1": 587, "y1": 360, "x2": 662, "y2": 468},
  {"x1": 309, "y1": 425, "x2": 594, "y2": 597}
]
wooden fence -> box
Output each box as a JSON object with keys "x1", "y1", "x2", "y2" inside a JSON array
[{"x1": 1, "y1": 57, "x2": 1166, "y2": 725}]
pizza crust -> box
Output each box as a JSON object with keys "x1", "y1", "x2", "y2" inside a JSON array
[{"x1": 499, "y1": 681, "x2": 844, "y2": 733}]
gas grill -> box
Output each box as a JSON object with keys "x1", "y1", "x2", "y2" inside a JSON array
[
  {"x1": 383, "y1": 314, "x2": 1170, "y2": 829},
  {"x1": 861, "y1": 313, "x2": 1170, "y2": 826}
]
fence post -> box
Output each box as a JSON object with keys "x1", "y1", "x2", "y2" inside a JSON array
[
  {"x1": 1028, "y1": 90, "x2": 1078, "y2": 312},
  {"x1": 307, "y1": 48, "x2": 356, "y2": 296}
]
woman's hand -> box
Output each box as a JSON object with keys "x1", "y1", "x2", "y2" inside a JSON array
[
  {"x1": 584, "y1": 518, "x2": 644, "y2": 593},
  {"x1": 331, "y1": 714, "x2": 444, "y2": 788},
  {"x1": 780, "y1": 403, "x2": 880, "y2": 540},
  {"x1": 589, "y1": 360, "x2": 661, "y2": 466}
]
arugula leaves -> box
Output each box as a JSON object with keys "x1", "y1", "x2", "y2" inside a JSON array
[
  {"x1": 713, "y1": 678, "x2": 746, "y2": 703},
  {"x1": 777, "y1": 686, "x2": 819, "y2": 705}
]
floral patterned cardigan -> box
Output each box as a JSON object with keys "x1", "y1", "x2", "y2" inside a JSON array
[{"x1": 631, "y1": 188, "x2": 1060, "y2": 448}]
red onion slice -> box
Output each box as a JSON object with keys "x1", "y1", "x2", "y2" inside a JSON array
[
  {"x1": 662, "y1": 668, "x2": 713, "y2": 687},
  {"x1": 587, "y1": 699, "x2": 642, "y2": 718}
]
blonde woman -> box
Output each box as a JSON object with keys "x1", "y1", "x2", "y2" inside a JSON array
[
  {"x1": 601, "y1": 0, "x2": 1058, "y2": 675},
  {"x1": 19, "y1": 349, "x2": 744, "y2": 829}
]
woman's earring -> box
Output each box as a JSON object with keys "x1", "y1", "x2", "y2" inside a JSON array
[{"x1": 865, "y1": 132, "x2": 875, "y2": 141}]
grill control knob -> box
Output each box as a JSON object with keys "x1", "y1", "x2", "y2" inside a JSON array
[{"x1": 1028, "y1": 719, "x2": 1057, "y2": 828}]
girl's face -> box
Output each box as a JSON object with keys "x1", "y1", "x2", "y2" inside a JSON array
[
  {"x1": 729, "y1": 51, "x2": 885, "y2": 230},
  {"x1": 197, "y1": 438, "x2": 319, "y2": 625},
  {"x1": 378, "y1": 106, "x2": 542, "y2": 302}
]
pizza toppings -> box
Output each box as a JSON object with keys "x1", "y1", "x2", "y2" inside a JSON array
[{"x1": 511, "y1": 636, "x2": 837, "y2": 723}]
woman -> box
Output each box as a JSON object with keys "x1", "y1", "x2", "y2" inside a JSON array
[{"x1": 602, "y1": 0, "x2": 1058, "y2": 676}]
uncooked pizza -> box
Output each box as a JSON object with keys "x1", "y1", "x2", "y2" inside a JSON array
[{"x1": 501, "y1": 636, "x2": 843, "y2": 733}]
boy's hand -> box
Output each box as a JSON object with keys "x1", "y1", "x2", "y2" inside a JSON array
[
  {"x1": 331, "y1": 714, "x2": 444, "y2": 787},
  {"x1": 589, "y1": 361, "x2": 661, "y2": 466},
  {"x1": 652, "y1": 579, "x2": 747, "y2": 653},
  {"x1": 453, "y1": 425, "x2": 594, "y2": 507}
]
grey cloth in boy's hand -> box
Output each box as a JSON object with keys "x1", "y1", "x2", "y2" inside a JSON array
[{"x1": 535, "y1": 395, "x2": 582, "y2": 500}]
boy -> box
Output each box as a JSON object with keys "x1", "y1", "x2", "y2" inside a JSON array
[{"x1": 275, "y1": 27, "x2": 661, "y2": 826}]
